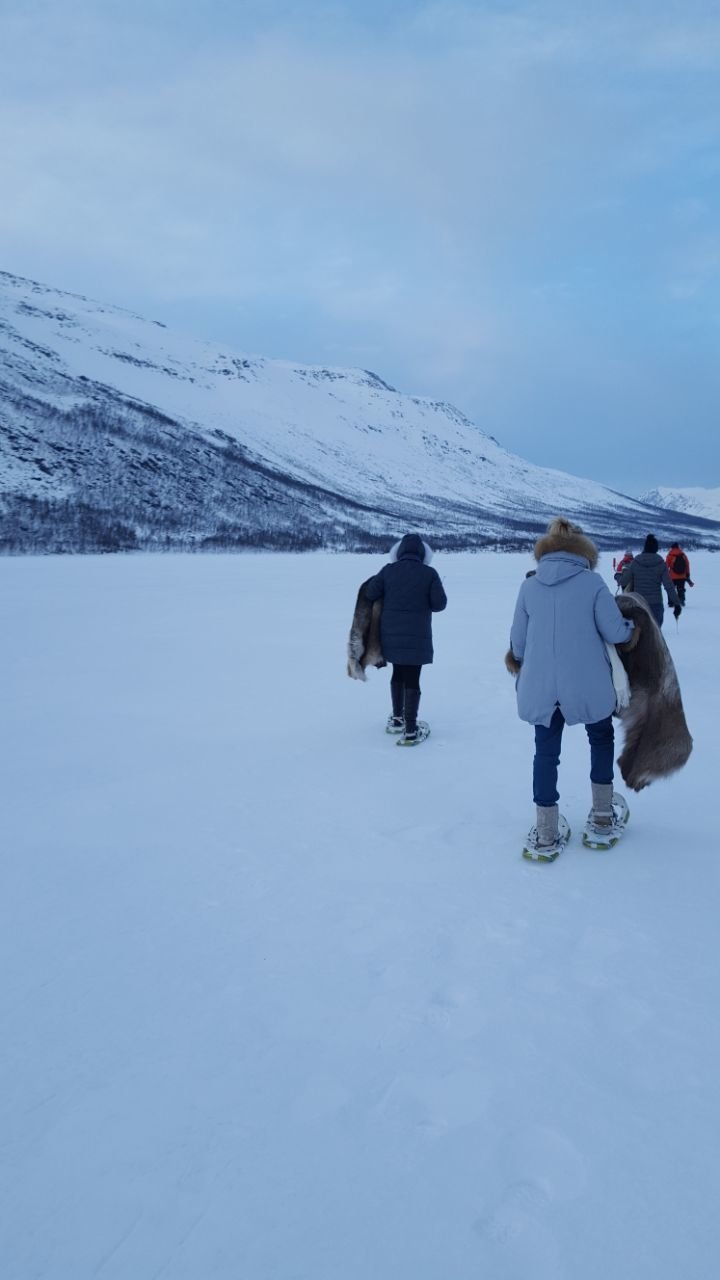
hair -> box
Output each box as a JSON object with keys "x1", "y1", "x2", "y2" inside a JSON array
[
  {"x1": 643, "y1": 534, "x2": 659, "y2": 554},
  {"x1": 533, "y1": 516, "x2": 599, "y2": 569}
]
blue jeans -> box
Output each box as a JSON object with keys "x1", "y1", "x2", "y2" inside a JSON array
[{"x1": 533, "y1": 708, "x2": 614, "y2": 807}]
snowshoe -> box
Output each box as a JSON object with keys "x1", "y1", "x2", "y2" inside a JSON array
[
  {"x1": 385, "y1": 715, "x2": 405, "y2": 734},
  {"x1": 522, "y1": 815, "x2": 571, "y2": 863},
  {"x1": 582, "y1": 793, "x2": 630, "y2": 850},
  {"x1": 397, "y1": 721, "x2": 430, "y2": 747}
]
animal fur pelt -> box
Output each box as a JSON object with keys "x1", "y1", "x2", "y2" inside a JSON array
[
  {"x1": 505, "y1": 648, "x2": 521, "y2": 675},
  {"x1": 614, "y1": 592, "x2": 693, "y2": 791},
  {"x1": 347, "y1": 579, "x2": 386, "y2": 680}
]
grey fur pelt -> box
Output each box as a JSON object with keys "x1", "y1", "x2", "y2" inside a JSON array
[
  {"x1": 614, "y1": 592, "x2": 693, "y2": 791},
  {"x1": 347, "y1": 579, "x2": 386, "y2": 680}
]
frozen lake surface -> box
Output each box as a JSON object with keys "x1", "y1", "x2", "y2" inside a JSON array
[{"x1": 1, "y1": 549, "x2": 719, "y2": 1278}]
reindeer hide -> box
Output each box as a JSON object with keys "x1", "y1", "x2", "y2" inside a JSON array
[
  {"x1": 614, "y1": 592, "x2": 693, "y2": 791},
  {"x1": 347, "y1": 579, "x2": 386, "y2": 680}
]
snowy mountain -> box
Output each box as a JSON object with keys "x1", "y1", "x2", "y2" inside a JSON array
[
  {"x1": 641, "y1": 486, "x2": 720, "y2": 526},
  {"x1": 2, "y1": 268, "x2": 719, "y2": 552}
]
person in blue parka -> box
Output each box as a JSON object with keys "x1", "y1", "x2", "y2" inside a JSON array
[
  {"x1": 363, "y1": 533, "x2": 447, "y2": 745},
  {"x1": 507, "y1": 517, "x2": 635, "y2": 859}
]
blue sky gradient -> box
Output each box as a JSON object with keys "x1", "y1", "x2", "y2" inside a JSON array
[{"x1": 2, "y1": 0, "x2": 719, "y2": 492}]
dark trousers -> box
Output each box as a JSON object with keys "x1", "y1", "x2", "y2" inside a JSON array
[
  {"x1": 649, "y1": 603, "x2": 664, "y2": 628},
  {"x1": 390, "y1": 664, "x2": 422, "y2": 729},
  {"x1": 391, "y1": 663, "x2": 421, "y2": 692},
  {"x1": 675, "y1": 579, "x2": 687, "y2": 605},
  {"x1": 533, "y1": 708, "x2": 614, "y2": 806}
]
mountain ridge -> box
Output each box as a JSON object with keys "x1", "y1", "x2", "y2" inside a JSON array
[
  {"x1": 1, "y1": 268, "x2": 718, "y2": 553},
  {"x1": 640, "y1": 486, "x2": 720, "y2": 526}
]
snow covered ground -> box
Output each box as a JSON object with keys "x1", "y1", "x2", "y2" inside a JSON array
[{"x1": 1, "y1": 548, "x2": 719, "y2": 1279}]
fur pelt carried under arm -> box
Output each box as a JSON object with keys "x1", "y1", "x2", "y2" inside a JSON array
[
  {"x1": 505, "y1": 648, "x2": 522, "y2": 675},
  {"x1": 614, "y1": 592, "x2": 693, "y2": 791},
  {"x1": 347, "y1": 579, "x2": 386, "y2": 680}
]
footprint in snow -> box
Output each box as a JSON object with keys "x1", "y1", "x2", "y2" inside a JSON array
[
  {"x1": 474, "y1": 1178, "x2": 549, "y2": 1244},
  {"x1": 374, "y1": 1068, "x2": 491, "y2": 1136},
  {"x1": 474, "y1": 1123, "x2": 587, "y2": 1269}
]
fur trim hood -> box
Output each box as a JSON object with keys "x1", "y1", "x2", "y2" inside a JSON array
[
  {"x1": 389, "y1": 534, "x2": 434, "y2": 565},
  {"x1": 534, "y1": 518, "x2": 599, "y2": 570}
]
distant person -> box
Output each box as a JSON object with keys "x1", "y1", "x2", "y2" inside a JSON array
[
  {"x1": 665, "y1": 542, "x2": 693, "y2": 606},
  {"x1": 613, "y1": 549, "x2": 633, "y2": 592},
  {"x1": 363, "y1": 533, "x2": 447, "y2": 746},
  {"x1": 506, "y1": 517, "x2": 635, "y2": 862},
  {"x1": 619, "y1": 534, "x2": 682, "y2": 627}
]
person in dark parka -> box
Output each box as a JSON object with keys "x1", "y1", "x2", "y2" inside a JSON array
[
  {"x1": 619, "y1": 534, "x2": 681, "y2": 628},
  {"x1": 363, "y1": 533, "x2": 447, "y2": 745}
]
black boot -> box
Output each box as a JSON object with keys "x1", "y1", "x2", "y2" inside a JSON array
[
  {"x1": 397, "y1": 688, "x2": 429, "y2": 745},
  {"x1": 386, "y1": 678, "x2": 405, "y2": 733},
  {"x1": 403, "y1": 688, "x2": 421, "y2": 736}
]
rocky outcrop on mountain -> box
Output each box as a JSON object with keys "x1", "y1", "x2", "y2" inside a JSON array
[{"x1": 641, "y1": 486, "x2": 720, "y2": 526}]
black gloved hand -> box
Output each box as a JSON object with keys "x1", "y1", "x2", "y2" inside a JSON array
[
  {"x1": 688, "y1": 579, "x2": 694, "y2": 588},
  {"x1": 673, "y1": 605, "x2": 682, "y2": 619}
]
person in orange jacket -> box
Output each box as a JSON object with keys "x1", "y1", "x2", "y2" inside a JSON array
[{"x1": 665, "y1": 543, "x2": 693, "y2": 605}]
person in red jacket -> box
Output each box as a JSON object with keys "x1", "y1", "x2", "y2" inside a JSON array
[
  {"x1": 613, "y1": 550, "x2": 633, "y2": 592},
  {"x1": 665, "y1": 543, "x2": 693, "y2": 605}
]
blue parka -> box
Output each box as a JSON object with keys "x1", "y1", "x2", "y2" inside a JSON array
[
  {"x1": 364, "y1": 534, "x2": 447, "y2": 665},
  {"x1": 510, "y1": 551, "x2": 634, "y2": 727}
]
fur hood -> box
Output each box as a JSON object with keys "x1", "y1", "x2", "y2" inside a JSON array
[
  {"x1": 389, "y1": 534, "x2": 434, "y2": 565},
  {"x1": 534, "y1": 518, "x2": 599, "y2": 570}
]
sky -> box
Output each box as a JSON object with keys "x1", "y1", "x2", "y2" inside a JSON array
[{"x1": 1, "y1": 0, "x2": 719, "y2": 494}]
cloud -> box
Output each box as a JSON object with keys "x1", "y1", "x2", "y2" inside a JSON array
[{"x1": 1, "y1": 0, "x2": 719, "y2": 486}]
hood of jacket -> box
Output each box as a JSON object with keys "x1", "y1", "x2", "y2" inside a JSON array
[
  {"x1": 534, "y1": 518, "x2": 599, "y2": 570},
  {"x1": 389, "y1": 534, "x2": 433, "y2": 564},
  {"x1": 536, "y1": 551, "x2": 592, "y2": 586}
]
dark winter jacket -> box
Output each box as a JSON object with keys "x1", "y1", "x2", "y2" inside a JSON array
[
  {"x1": 363, "y1": 534, "x2": 447, "y2": 665},
  {"x1": 619, "y1": 553, "x2": 680, "y2": 613}
]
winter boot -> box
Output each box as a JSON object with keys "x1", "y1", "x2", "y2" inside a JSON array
[
  {"x1": 386, "y1": 715, "x2": 405, "y2": 733},
  {"x1": 386, "y1": 681, "x2": 405, "y2": 734},
  {"x1": 582, "y1": 784, "x2": 630, "y2": 849},
  {"x1": 397, "y1": 688, "x2": 430, "y2": 746},
  {"x1": 523, "y1": 805, "x2": 571, "y2": 862}
]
